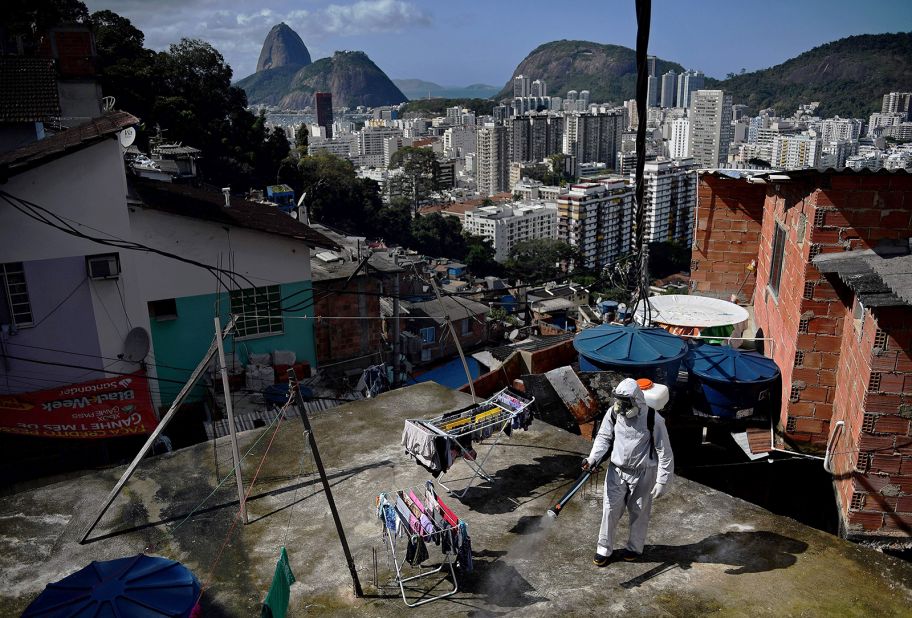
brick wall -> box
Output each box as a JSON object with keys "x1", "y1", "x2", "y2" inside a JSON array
[
  {"x1": 406, "y1": 315, "x2": 487, "y2": 365},
  {"x1": 313, "y1": 277, "x2": 381, "y2": 366},
  {"x1": 690, "y1": 175, "x2": 766, "y2": 300}
]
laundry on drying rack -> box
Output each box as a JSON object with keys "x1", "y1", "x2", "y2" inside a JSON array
[{"x1": 401, "y1": 421, "x2": 455, "y2": 477}]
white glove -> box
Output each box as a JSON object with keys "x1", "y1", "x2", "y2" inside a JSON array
[{"x1": 651, "y1": 482, "x2": 667, "y2": 499}]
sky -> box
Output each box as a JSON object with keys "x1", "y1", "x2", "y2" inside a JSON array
[{"x1": 85, "y1": 0, "x2": 911, "y2": 87}]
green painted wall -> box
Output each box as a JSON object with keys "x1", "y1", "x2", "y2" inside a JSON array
[{"x1": 149, "y1": 282, "x2": 315, "y2": 406}]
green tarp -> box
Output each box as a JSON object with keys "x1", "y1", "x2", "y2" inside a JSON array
[{"x1": 261, "y1": 547, "x2": 295, "y2": 618}]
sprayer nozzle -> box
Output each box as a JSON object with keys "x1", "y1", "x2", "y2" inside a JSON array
[{"x1": 547, "y1": 508, "x2": 559, "y2": 519}]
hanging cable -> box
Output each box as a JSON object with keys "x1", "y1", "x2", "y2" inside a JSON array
[{"x1": 631, "y1": 0, "x2": 653, "y2": 326}]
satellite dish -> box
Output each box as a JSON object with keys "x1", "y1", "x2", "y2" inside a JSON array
[
  {"x1": 119, "y1": 127, "x2": 136, "y2": 148},
  {"x1": 122, "y1": 327, "x2": 150, "y2": 362},
  {"x1": 508, "y1": 329, "x2": 520, "y2": 341}
]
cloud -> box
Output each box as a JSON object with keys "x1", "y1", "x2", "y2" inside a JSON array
[{"x1": 318, "y1": 0, "x2": 431, "y2": 35}]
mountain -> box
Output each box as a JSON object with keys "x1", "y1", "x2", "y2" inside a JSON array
[
  {"x1": 708, "y1": 32, "x2": 912, "y2": 117},
  {"x1": 496, "y1": 40, "x2": 684, "y2": 105},
  {"x1": 394, "y1": 79, "x2": 499, "y2": 100},
  {"x1": 238, "y1": 51, "x2": 407, "y2": 109},
  {"x1": 256, "y1": 23, "x2": 311, "y2": 72}
]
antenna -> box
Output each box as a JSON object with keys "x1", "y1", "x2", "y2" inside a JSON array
[
  {"x1": 102, "y1": 96, "x2": 116, "y2": 112},
  {"x1": 120, "y1": 327, "x2": 151, "y2": 362}
]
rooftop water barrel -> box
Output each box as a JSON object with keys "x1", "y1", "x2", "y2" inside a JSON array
[
  {"x1": 684, "y1": 344, "x2": 780, "y2": 419},
  {"x1": 573, "y1": 324, "x2": 687, "y2": 389}
]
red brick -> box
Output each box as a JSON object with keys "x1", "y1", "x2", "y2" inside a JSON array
[
  {"x1": 874, "y1": 415, "x2": 911, "y2": 435},
  {"x1": 870, "y1": 455, "x2": 903, "y2": 474},
  {"x1": 815, "y1": 404, "x2": 834, "y2": 421},
  {"x1": 881, "y1": 210, "x2": 912, "y2": 229},
  {"x1": 815, "y1": 336, "x2": 841, "y2": 352},
  {"x1": 866, "y1": 393, "x2": 903, "y2": 413},
  {"x1": 893, "y1": 475, "x2": 912, "y2": 494},
  {"x1": 901, "y1": 457, "x2": 912, "y2": 476},
  {"x1": 820, "y1": 354, "x2": 840, "y2": 370},
  {"x1": 858, "y1": 433, "x2": 894, "y2": 452},
  {"x1": 810, "y1": 228, "x2": 841, "y2": 244},
  {"x1": 854, "y1": 473, "x2": 891, "y2": 493},
  {"x1": 879, "y1": 373, "x2": 905, "y2": 393},
  {"x1": 818, "y1": 371, "x2": 837, "y2": 387},
  {"x1": 795, "y1": 417, "x2": 824, "y2": 434},
  {"x1": 848, "y1": 511, "x2": 883, "y2": 531},
  {"x1": 898, "y1": 496, "x2": 912, "y2": 512},
  {"x1": 792, "y1": 368, "x2": 820, "y2": 385},
  {"x1": 808, "y1": 318, "x2": 836, "y2": 335},
  {"x1": 883, "y1": 513, "x2": 912, "y2": 532},
  {"x1": 802, "y1": 386, "x2": 829, "y2": 402}
]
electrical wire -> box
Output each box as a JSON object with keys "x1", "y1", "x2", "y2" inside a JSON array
[{"x1": 29, "y1": 276, "x2": 88, "y2": 329}]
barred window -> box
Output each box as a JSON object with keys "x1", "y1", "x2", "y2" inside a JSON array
[
  {"x1": 229, "y1": 285, "x2": 283, "y2": 339},
  {"x1": 1, "y1": 262, "x2": 33, "y2": 328},
  {"x1": 768, "y1": 223, "x2": 787, "y2": 298}
]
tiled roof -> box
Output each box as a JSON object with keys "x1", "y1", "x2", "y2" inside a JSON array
[
  {"x1": 0, "y1": 111, "x2": 138, "y2": 177},
  {"x1": 130, "y1": 179, "x2": 338, "y2": 249},
  {"x1": 0, "y1": 57, "x2": 60, "y2": 123}
]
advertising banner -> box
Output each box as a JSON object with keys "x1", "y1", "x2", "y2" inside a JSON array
[{"x1": 0, "y1": 372, "x2": 158, "y2": 439}]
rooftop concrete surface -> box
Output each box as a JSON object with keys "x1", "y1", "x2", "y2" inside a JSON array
[{"x1": 1, "y1": 382, "x2": 911, "y2": 616}]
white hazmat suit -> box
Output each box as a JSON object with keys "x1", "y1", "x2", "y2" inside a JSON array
[{"x1": 584, "y1": 378, "x2": 674, "y2": 559}]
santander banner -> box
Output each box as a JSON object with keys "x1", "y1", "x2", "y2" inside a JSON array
[{"x1": 0, "y1": 372, "x2": 158, "y2": 439}]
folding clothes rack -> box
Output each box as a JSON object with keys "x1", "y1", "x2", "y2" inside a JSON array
[
  {"x1": 376, "y1": 482, "x2": 466, "y2": 607},
  {"x1": 404, "y1": 388, "x2": 534, "y2": 497}
]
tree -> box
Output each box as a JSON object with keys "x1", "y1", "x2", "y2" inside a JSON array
[
  {"x1": 6, "y1": 0, "x2": 88, "y2": 54},
  {"x1": 374, "y1": 199, "x2": 414, "y2": 247},
  {"x1": 464, "y1": 234, "x2": 500, "y2": 276},
  {"x1": 647, "y1": 241, "x2": 690, "y2": 279},
  {"x1": 296, "y1": 152, "x2": 382, "y2": 235},
  {"x1": 410, "y1": 213, "x2": 466, "y2": 260},
  {"x1": 294, "y1": 123, "x2": 309, "y2": 158},
  {"x1": 505, "y1": 239, "x2": 579, "y2": 282},
  {"x1": 389, "y1": 146, "x2": 440, "y2": 215}
]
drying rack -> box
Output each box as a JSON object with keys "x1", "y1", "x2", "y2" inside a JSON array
[
  {"x1": 404, "y1": 387, "x2": 534, "y2": 497},
  {"x1": 376, "y1": 483, "x2": 462, "y2": 607}
]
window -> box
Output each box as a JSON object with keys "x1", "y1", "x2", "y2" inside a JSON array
[
  {"x1": 853, "y1": 297, "x2": 865, "y2": 340},
  {"x1": 229, "y1": 285, "x2": 283, "y2": 339},
  {"x1": 420, "y1": 326, "x2": 435, "y2": 343},
  {"x1": 768, "y1": 223, "x2": 787, "y2": 298},
  {"x1": 421, "y1": 348, "x2": 432, "y2": 362},
  {"x1": 0, "y1": 262, "x2": 33, "y2": 328},
  {"x1": 461, "y1": 318, "x2": 471, "y2": 336},
  {"x1": 148, "y1": 298, "x2": 178, "y2": 321}
]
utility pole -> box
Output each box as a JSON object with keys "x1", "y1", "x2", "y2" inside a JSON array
[
  {"x1": 289, "y1": 370, "x2": 363, "y2": 597},
  {"x1": 215, "y1": 316, "x2": 247, "y2": 524},
  {"x1": 392, "y1": 270, "x2": 401, "y2": 387},
  {"x1": 429, "y1": 278, "x2": 477, "y2": 402}
]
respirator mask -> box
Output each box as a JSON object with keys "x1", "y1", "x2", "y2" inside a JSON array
[{"x1": 612, "y1": 394, "x2": 639, "y2": 418}]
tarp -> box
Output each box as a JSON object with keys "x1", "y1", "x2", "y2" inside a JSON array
[
  {"x1": 262, "y1": 546, "x2": 296, "y2": 618},
  {"x1": 23, "y1": 554, "x2": 200, "y2": 617},
  {"x1": 0, "y1": 371, "x2": 157, "y2": 439}
]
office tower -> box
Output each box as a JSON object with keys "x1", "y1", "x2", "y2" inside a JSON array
[
  {"x1": 531, "y1": 79, "x2": 548, "y2": 98},
  {"x1": 669, "y1": 117, "x2": 690, "y2": 159},
  {"x1": 647, "y1": 75, "x2": 659, "y2": 108},
  {"x1": 633, "y1": 159, "x2": 697, "y2": 245},
  {"x1": 771, "y1": 134, "x2": 820, "y2": 170},
  {"x1": 513, "y1": 75, "x2": 530, "y2": 98},
  {"x1": 676, "y1": 70, "x2": 705, "y2": 109},
  {"x1": 689, "y1": 90, "x2": 732, "y2": 167},
  {"x1": 660, "y1": 71, "x2": 677, "y2": 108},
  {"x1": 477, "y1": 124, "x2": 509, "y2": 196},
  {"x1": 882, "y1": 92, "x2": 912, "y2": 120},
  {"x1": 315, "y1": 92, "x2": 333, "y2": 139},
  {"x1": 557, "y1": 179, "x2": 634, "y2": 269},
  {"x1": 647, "y1": 55, "x2": 657, "y2": 77}
]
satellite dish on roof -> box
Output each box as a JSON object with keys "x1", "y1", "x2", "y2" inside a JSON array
[
  {"x1": 508, "y1": 329, "x2": 520, "y2": 341},
  {"x1": 119, "y1": 126, "x2": 136, "y2": 148},
  {"x1": 121, "y1": 327, "x2": 150, "y2": 362}
]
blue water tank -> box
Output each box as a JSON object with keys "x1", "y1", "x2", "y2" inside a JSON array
[
  {"x1": 573, "y1": 324, "x2": 687, "y2": 388},
  {"x1": 685, "y1": 344, "x2": 781, "y2": 419},
  {"x1": 23, "y1": 554, "x2": 201, "y2": 617}
]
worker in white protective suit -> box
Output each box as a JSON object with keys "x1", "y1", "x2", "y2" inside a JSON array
[{"x1": 582, "y1": 377, "x2": 674, "y2": 566}]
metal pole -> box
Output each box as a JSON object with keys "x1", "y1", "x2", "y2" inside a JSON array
[
  {"x1": 289, "y1": 370, "x2": 363, "y2": 597},
  {"x1": 80, "y1": 318, "x2": 236, "y2": 544},
  {"x1": 429, "y1": 278, "x2": 476, "y2": 402},
  {"x1": 215, "y1": 316, "x2": 247, "y2": 524},
  {"x1": 392, "y1": 271, "x2": 401, "y2": 387}
]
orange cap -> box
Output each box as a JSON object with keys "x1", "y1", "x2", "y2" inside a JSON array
[{"x1": 636, "y1": 378, "x2": 654, "y2": 391}]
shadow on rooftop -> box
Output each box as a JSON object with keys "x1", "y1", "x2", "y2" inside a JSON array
[
  {"x1": 455, "y1": 453, "x2": 582, "y2": 515},
  {"x1": 620, "y1": 531, "x2": 808, "y2": 588},
  {"x1": 459, "y1": 549, "x2": 550, "y2": 609}
]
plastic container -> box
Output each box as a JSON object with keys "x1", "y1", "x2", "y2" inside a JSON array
[
  {"x1": 636, "y1": 378, "x2": 670, "y2": 411},
  {"x1": 684, "y1": 344, "x2": 780, "y2": 419},
  {"x1": 573, "y1": 324, "x2": 688, "y2": 389}
]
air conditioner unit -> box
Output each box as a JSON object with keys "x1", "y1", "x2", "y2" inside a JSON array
[{"x1": 86, "y1": 254, "x2": 120, "y2": 280}]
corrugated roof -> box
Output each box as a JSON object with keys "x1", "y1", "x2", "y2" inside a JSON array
[
  {"x1": 0, "y1": 111, "x2": 138, "y2": 177},
  {"x1": 813, "y1": 243, "x2": 912, "y2": 307},
  {"x1": 404, "y1": 295, "x2": 490, "y2": 325},
  {"x1": 0, "y1": 57, "x2": 60, "y2": 123},
  {"x1": 130, "y1": 179, "x2": 338, "y2": 249}
]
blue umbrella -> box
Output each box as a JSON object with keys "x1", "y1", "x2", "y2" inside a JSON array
[{"x1": 23, "y1": 554, "x2": 200, "y2": 617}]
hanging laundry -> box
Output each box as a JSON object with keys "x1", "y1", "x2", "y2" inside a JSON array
[
  {"x1": 456, "y1": 522, "x2": 473, "y2": 573},
  {"x1": 405, "y1": 534, "x2": 429, "y2": 566},
  {"x1": 261, "y1": 547, "x2": 296, "y2": 618}
]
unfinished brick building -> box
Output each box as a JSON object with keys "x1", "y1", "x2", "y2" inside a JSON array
[{"x1": 695, "y1": 168, "x2": 912, "y2": 545}]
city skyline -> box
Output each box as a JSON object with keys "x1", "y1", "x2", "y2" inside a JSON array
[{"x1": 85, "y1": 0, "x2": 911, "y2": 88}]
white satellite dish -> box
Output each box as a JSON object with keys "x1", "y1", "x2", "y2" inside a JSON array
[
  {"x1": 121, "y1": 326, "x2": 150, "y2": 362},
  {"x1": 119, "y1": 127, "x2": 136, "y2": 148},
  {"x1": 508, "y1": 329, "x2": 520, "y2": 341}
]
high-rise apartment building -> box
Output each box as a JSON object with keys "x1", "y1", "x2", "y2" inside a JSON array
[
  {"x1": 647, "y1": 75, "x2": 659, "y2": 108},
  {"x1": 647, "y1": 55, "x2": 657, "y2": 76},
  {"x1": 464, "y1": 202, "x2": 558, "y2": 262},
  {"x1": 557, "y1": 179, "x2": 633, "y2": 269},
  {"x1": 579, "y1": 90, "x2": 591, "y2": 108},
  {"x1": 819, "y1": 117, "x2": 863, "y2": 143},
  {"x1": 882, "y1": 92, "x2": 912, "y2": 120},
  {"x1": 513, "y1": 75, "x2": 530, "y2": 98},
  {"x1": 563, "y1": 110, "x2": 626, "y2": 168},
  {"x1": 676, "y1": 70, "x2": 705, "y2": 109},
  {"x1": 476, "y1": 124, "x2": 509, "y2": 196},
  {"x1": 669, "y1": 117, "x2": 691, "y2": 159},
  {"x1": 689, "y1": 90, "x2": 732, "y2": 168},
  {"x1": 531, "y1": 79, "x2": 547, "y2": 98},
  {"x1": 660, "y1": 71, "x2": 677, "y2": 108},
  {"x1": 770, "y1": 134, "x2": 820, "y2": 170},
  {"x1": 634, "y1": 159, "x2": 697, "y2": 245},
  {"x1": 315, "y1": 92, "x2": 333, "y2": 139}
]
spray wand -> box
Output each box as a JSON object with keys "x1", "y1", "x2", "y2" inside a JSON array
[{"x1": 547, "y1": 450, "x2": 610, "y2": 519}]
